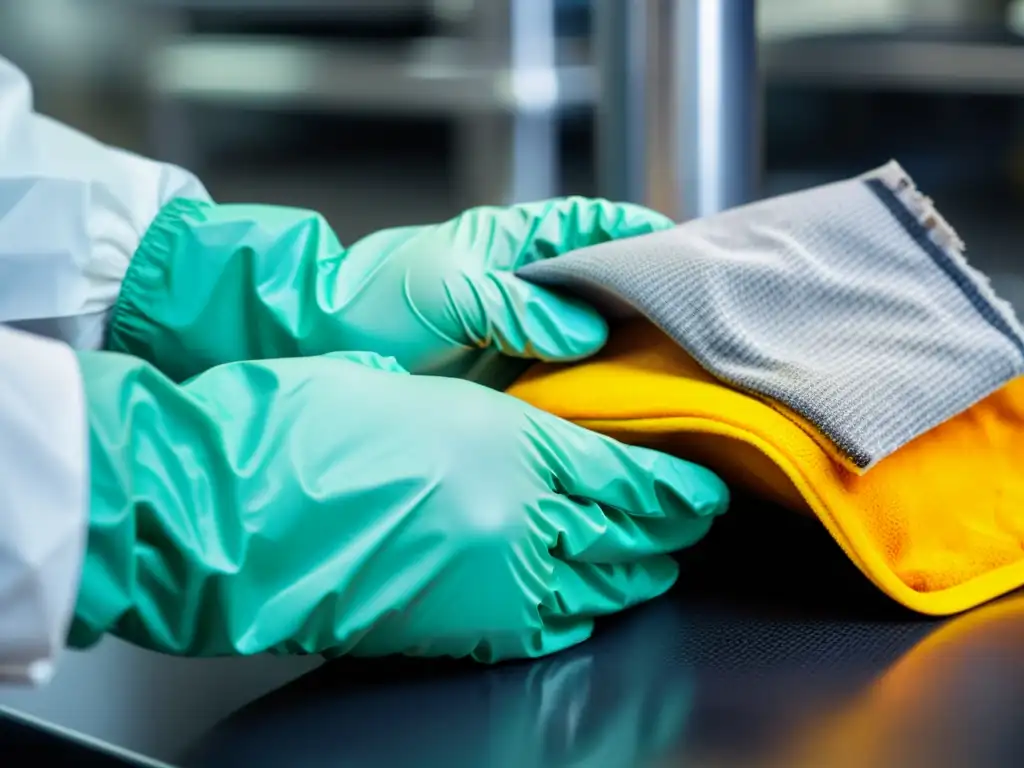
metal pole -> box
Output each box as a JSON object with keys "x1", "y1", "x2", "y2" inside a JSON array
[
  {"x1": 594, "y1": 0, "x2": 649, "y2": 204},
  {"x1": 595, "y1": 0, "x2": 760, "y2": 220},
  {"x1": 454, "y1": 0, "x2": 559, "y2": 207}
]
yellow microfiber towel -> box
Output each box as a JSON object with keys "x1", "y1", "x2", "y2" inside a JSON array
[{"x1": 506, "y1": 319, "x2": 1024, "y2": 616}]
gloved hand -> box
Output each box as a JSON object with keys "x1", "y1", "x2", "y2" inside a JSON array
[
  {"x1": 107, "y1": 197, "x2": 673, "y2": 383},
  {"x1": 71, "y1": 348, "x2": 727, "y2": 661}
]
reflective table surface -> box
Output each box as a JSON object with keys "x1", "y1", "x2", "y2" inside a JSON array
[{"x1": 182, "y1": 502, "x2": 1024, "y2": 768}]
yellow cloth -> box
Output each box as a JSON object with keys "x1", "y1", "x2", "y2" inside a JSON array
[{"x1": 507, "y1": 319, "x2": 1024, "y2": 615}]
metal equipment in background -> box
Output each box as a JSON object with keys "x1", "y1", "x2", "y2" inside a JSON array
[
  {"x1": 141, "y1": 0, "x2": 1024, "y2": 216},
  {"x1": 142, "y1": 0, "x2": 763, "y2": 214},
  {"x1": 144, "y1": 0, "x2": 593, "y2": 208},
  {"x1": 594, "y1": 0, "x2": 760, "y2": 219}
]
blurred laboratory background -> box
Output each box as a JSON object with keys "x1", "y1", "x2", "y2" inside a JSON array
[
  {"x1": 4, "y1": 1, "x2": 1024, "y2": 256},
  {"x1": 3, "y1": 0, "x2": 1024, "y2": 762}
]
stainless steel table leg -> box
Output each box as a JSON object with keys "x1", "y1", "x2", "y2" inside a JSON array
[
  {"x1": 595, "y1": 0, "x2": 760, "y2": 219},
  {"x1": 455, "y1": 0, "x2": 560, "y2": 207}
]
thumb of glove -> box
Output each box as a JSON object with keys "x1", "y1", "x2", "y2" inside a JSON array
[{"x1": 472, "y1": 269, "x2": 609, "y2": 362}]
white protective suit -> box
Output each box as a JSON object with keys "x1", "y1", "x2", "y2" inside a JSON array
[{"x1": 0, "y1": 56, "x2": 207, "y2": 684}]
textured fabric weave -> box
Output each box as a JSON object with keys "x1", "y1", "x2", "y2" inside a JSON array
[{"x1": 519, "y1": 162, "x2": 1024, "y2": 471}]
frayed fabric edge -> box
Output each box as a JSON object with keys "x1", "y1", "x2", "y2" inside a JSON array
[
  {"x1": 862, "y1": 159, "x2": 1024, "y2": 353},
  {"x1": 860, "y1": 160, "x2": 966, "y2": 254}
]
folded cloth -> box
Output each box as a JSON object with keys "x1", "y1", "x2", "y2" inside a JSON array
[
  {"x1": 507, "y1": 319, "x2": 1024, "y2": 615},
  {"x1": 519, "y1": 161, "x2": 1024, "y2": 472}
]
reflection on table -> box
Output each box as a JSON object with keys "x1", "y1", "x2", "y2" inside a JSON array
[{"x1": 183, "y1": 503, "x2": 1024, "y2": 768}]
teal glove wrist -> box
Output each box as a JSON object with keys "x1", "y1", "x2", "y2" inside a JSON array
[
  {"x1": 71, "y1": 349, "x2": 727, "y2": 661},
  {"x1": 107, "y1": 197, "x2": 673, "y2": 382}
]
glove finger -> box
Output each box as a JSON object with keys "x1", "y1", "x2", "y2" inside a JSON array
[
  {"x1": 537, "y1": 491, "x2": 714, "y2": 564},
  {"x1": 529, "y1": 411, "x2": 730, "y2": 523},
  {"x1": 464, "y1": 270, "x2": 608, "y2": 362},
  {"x1": 471, "y1": 197, "x2": 675, "y2": 270},
  {"x1": 543, "y1": 555, "x2": 679, "y2": 619}
]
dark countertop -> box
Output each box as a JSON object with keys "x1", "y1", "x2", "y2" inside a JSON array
[{"x1": 181, "y1": 502, "x2": 1024, "y2": 768}]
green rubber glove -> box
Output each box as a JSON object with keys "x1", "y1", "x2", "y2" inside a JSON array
[
  {"x1": 71, "y1": 349, "x2": 727, "y2": 662},
  {"x1": 107, "y1": 197, "x2": 673, "y2": 383}
]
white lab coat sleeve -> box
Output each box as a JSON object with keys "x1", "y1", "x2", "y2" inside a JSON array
[
  {"x1": 0, "y1": 325, "x2": 87, "y2": 686},
  {"x1": 0, "y1": 56, "x2": 212, "y2": 350}
]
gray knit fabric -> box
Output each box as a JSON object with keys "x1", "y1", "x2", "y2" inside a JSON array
[{"x1": 519, "y1": 161, "x2": 1024, "y2": 472}]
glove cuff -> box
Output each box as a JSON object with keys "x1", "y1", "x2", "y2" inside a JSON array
[{"x1": 105, "y1": 196, "x2": 213, "y2": 380}]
